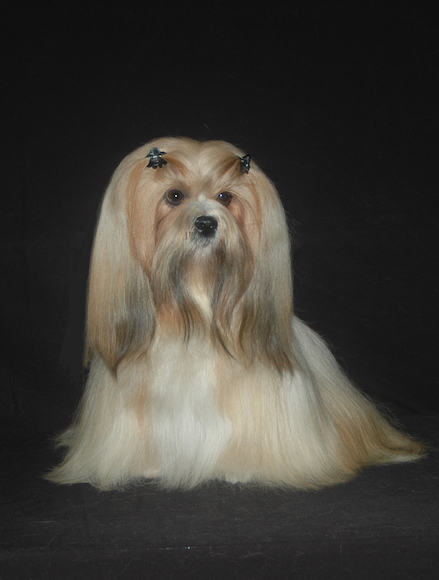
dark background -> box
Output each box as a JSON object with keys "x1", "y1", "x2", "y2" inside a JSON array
[{"x1": 1, "y1": 3, "x2": 438, "y2": 578}]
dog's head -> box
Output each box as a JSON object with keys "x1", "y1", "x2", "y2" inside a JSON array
[{"x1": 86, "y1": 138, "x2": 294, "y2": 373}]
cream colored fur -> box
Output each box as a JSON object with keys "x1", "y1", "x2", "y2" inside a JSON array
[{"x1": 47, "y1": 138, "x2": 424, "y2": 490}]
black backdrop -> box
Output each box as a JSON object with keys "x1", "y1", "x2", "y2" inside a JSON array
[
  {"x1": 3, "y1": 4, "x2": 437, "y2": 430},
  {"x1": 1, "y1": 3, "x2": 438, "y2": 578}
]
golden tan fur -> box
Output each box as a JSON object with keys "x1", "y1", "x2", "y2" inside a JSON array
[{"x1": 47, "y1": 137, "x2": 424, "y2": 490}]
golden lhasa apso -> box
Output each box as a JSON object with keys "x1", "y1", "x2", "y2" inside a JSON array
[{"x1": 47, "y1": 137, "x2": 424, "y2": 490}]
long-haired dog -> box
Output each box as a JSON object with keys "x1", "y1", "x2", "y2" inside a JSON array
[{"x1": 47, "y1": 137, "x2": 424, "y2": 490}]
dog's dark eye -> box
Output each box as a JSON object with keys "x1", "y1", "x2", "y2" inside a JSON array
[
  {"x1": 165, "y1": 189, "x2": 185, "y2": 206},
  {"x1": 217, "y1": 191, "x2": 232, "y2": 207}
]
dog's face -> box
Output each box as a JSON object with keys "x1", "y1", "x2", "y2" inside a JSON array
[
  {"x1": 127, "y1": 139, "x2": 258, "y2": 273},
  {"x1": 127, "y1": 140, "x2": 258, "y2": 321},
  {"x1": 87, "y1": 138, "x2": 295, "y2": 373}
]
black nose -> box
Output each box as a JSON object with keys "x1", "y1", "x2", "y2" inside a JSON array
[{"x1": 194, "y1": 215, "x2": 218, "y2": 237}]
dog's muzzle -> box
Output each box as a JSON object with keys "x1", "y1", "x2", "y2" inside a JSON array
[{"x1": 194, "y1": 215, "x2": 218, "y2": 238}]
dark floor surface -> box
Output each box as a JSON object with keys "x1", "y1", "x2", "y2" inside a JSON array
[{"x1": 1, "y1": 406, "x2": 438, "y2": 579}]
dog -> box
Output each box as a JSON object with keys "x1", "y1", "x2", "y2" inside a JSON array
[{"x1": 47, "y1": 137, "x2": 424, "y2": 490}]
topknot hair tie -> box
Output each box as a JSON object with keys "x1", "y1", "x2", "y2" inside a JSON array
[
  {"x1": 146, "y1": 148, "x2": 168, "y2": 169},
  {"x1": 239, "y1": 154, "x2": 251, "y2": 174}
]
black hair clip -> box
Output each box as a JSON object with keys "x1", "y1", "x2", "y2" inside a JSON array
[
  {"x1": 146, "y1": 147, "x2": 168, "y2": 169},
  {"x1": 239, "y1": 154, "x2": 251, "y2": 174}
]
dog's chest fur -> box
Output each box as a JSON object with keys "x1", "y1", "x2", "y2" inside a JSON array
[{"x1": 148, "y1": 338, "x2": 231, "y2": 481}]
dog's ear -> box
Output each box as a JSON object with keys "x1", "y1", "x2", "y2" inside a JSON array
[
  {"x1": 238, "y1": 170, "x2": 296, "y2": 374},
  {"x1": 85, "y1": 159, "x2": 156, "y2": 373}
]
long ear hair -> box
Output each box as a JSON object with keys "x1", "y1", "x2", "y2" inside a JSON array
[
  {"x1": 85, "y1": 155, "x2": 155, "y2": 373},
  {"x1": 237, "y1": 166, "x2": 295, "y2": 374}
]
